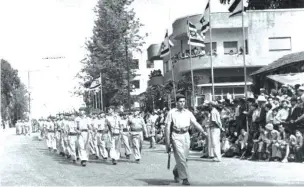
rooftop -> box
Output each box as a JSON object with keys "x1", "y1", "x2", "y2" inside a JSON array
[{"x1": 251, "y1": 51, "x2": 304, "y2": 76}]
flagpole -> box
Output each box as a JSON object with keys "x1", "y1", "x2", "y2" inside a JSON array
[
  {"x1": 100, "y1": 72, "x2": 103, "y2": 112},
  {"x1": 169, "y1": 42, "x2": 177, "y2": 105},
  {"x1": 242, "y1": 0, "x2": 248, "y2": 99},
  {"x1": 187, "y1": 19, "x2": 196, "y2": 110},
  {"x1": 168, "y1": 9, "x2": 177, "y2": 106},
  {"x1": 209, "y1": 1, "x2": 215, "y2": 101}
]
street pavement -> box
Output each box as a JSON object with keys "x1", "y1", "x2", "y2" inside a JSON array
[{"x1": 1, "y1": 129, "x2": 304, "y2": 186}]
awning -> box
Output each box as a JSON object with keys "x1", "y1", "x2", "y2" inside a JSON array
[
  {"x1": 197, "y1": 82, "x2": 253, "y2": 87},
  {"x1": 267, "y1": 72, "x2": 304, "y2": 85}
]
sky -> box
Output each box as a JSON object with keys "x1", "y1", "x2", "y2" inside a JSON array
[{"x1": 0, "y1": 0, "x2": 228, "y2": 118}]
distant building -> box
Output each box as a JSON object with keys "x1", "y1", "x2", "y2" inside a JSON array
[
  {"x1": 130, "y1": 51, "x2": 163, "y2": 96},
  {"x1": 148, "y1": 8, "x2": 304, "y2": 106}
]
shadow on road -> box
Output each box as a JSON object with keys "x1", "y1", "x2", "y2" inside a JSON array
[
  {"x1": 136, "y1": 178, "x2": 175, "y2": 185},
  {"x1": 136, "y1": 179, "x2": 293, "y2": 186}
]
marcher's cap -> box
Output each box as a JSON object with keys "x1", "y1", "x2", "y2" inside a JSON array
[
  {"x1": 257, "y1": 95, "x2": 267, "y2": 102},
  {"x1": 176, "y1": 93, "x2": 186, "y2": 101},
  {"x1": 265, "y1": 123, "x2": 274, "y2": 131},
  {"x1": 298, "y1": 86, "x2": 304, "y2": 91}
]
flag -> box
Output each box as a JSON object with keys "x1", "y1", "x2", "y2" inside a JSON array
[
  {"x1": 159, "y1": 30, "x2": 174, "y2": 58},
  {"x1": 187, "y1": 21, "x2": 205, "y2": 47},
  {"x1": 89, "y1": 77, "x2": 101, "y2": 90},
  {"x1": 229, "y1": 0, "x2": 248, "y2": 17},
  {"x1": 200, "y1": 0, "x2": 210, "y2": 36}
]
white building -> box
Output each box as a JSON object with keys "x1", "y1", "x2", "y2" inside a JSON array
[{"x1": 130, "y1": 51, "x2": 163, "y2": 96}]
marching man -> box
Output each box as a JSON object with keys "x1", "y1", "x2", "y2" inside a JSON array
[
  {"x1": 120, "y1": 112, "x2": 132, "y2": 159},
  {"x1": 128, "y1": 108, "x2": 147, "y2": 163},
  {"x1": 96, "y1": 113, "x2": 109, "y2": 160},
  {"x1": 67, "y1": 114, "x2": 78, "y2": 163},
  {"x1": 76, "y1": 110, "x2": 90, "y2": 166},
  {"x1": 105, "y1": 106, "x2": 121, "y2": 165},
  {"x1": 165, "y1": 94, "x2": 206, "y2": 186}
]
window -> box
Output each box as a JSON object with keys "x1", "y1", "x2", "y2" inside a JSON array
[
  {"x1": 131, "y1": 80, "x2": 140, "y2": 89},
  {"x1": 204, "y1": 42, "x2": 217, "y2": 54},
  {"x1": 224, "y1": 41, "x2": 238, "y2": 55},
  {"x1": 131, "y1": 59, "x2": 139, "y2": 69},
  {"x1": 268, "y1": 37, "x2": 291, "y2": 51},
  {"x1": 146, "y1": 60, "x2": 154, "y2": 68}
]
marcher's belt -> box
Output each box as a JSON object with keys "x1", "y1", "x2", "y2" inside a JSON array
[
  {"x1": 123, "y1": 128, "x2": 128, "y2": 132},
  {"x1": 112, "y1": 133, "x2": 120, "y2": 136},
  {"x1": 98, "y1": 130, "x2": 107, "y2": 133},
  {"x1": 81, "y1": 129, "x2": 88, "y2": 132},
  {"x1": 69, "y1": 132, "x2": 78, "y2": 136},
  {"x1": 130, "y1": 128, "x2": 142, "y2": 132},
  {"x1": 172, "y1": 127, "x2": 189, "y2": 134},
  {"x1": 57, "y1": 130, "x2": 61, "y2": 132}
]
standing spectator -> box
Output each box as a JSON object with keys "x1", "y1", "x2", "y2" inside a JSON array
[
  {"x1": 209, "y1": 102, "x2": 224, "y2": 162},
  {"x1": 287, "y1": 97, "x2": 303, "y2": 132}
]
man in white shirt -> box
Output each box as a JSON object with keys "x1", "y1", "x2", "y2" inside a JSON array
[
  {"x1": 105, "y1": 106, "x2": 121, "y2": 165},
  {"x1": 165, "y1": 94, "x2": 206, "y2": 186},
  {"x1": 120, "y1": 112, "x2": 132, "y2": 159},
  {"x1": 76, "y1": 110, "x2": 90, "y2": 166},
  {"x1": 96, "y1": 113, "x2": 109, "y2": 160}
]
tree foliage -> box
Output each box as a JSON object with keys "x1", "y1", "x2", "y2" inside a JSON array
[
  {"x1": 220, "y1": 0, "x2": 304, "y2": 9},
  {"x1": 1, "y1": 59, "x2": 28, "y2": 126},
  {"x1": 77, "y1": 0, "x2": 145, "y2": 108}
]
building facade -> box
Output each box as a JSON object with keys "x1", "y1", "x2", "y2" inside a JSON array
[
  {"x1": 130, "y1": 51, "x2": 163, "y2": 96},
  {"x1": 148, "y1": 8, "x2": 304, "y2": 106}
]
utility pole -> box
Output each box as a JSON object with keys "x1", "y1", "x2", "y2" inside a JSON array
[
  {"x1": 125, "y1": 38, "x2": 131, "y2": 111},
  {"x1": 28, "y1": 71, "x2": 31, "y2": 124},
  {"x1": 0, "y1": 60, "x2": 2, "y2": 127}
]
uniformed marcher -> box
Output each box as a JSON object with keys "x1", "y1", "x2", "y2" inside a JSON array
[
  {"x1": 128, "y1": 108, "x2": 147, "y2": 163},
  {"x1": 76, "y1": 110, "x2": 90, "y2": 166},
  {"x1": 165, "y1": 94, "x2": 206, "y2": 185},
  {"x1": 96, "y1": 113, "x2": 109, "y2": 160},
  {"x1": 46, "y1": 118, "x2": 56, "y2": 151},
  {"x1": 105, "y1": 106, "x2": 121, "y2": 165},
  {"x1": 67, "y1": 115, "x2": 78, "y2": 163},
  {"x1": 120, "y1": 112, "x2": 132, "y2": 159}
]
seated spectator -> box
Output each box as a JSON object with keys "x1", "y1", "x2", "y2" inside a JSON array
[
  {"x1": 292, "y1": 130, "x2": 303, "y2": 162},
  {"x1": 248, "y1": 126, "x2": 266, "y2": 160},
  {"x1": 281, "y1": 128, "x2": 297, "y2": 163},
  {"x1": 271, "y1": 124, "x2": 285, "y2": 161},
  {"x1": 236, "y1": 129, "x2": 249, "y2": 159}
]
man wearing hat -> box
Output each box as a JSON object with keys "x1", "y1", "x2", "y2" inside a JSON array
[
  {"x1": 165, "y1": 94, "x2": 206, "y2": 185},
  {"x1": 128, "y1": 108, "x2": 148, "y2": 163},
  {"x1": 105, "y1": 106, "x2": 122, "y2": 165}
]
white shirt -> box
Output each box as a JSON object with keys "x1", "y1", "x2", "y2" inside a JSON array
[{"x1": 166, "y1": 108, "x2": 196, "y2": 129}]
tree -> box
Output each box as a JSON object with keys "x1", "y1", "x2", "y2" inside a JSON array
[
  {"x1": 1, "y1": 59, "x2": 28, "y2": 126},
  {"x1": 77, "y1": 0, "x2": 145, "y2": 109},
  {"x1": 220, "y1": 0, "x2": 304, "y2": 9}
]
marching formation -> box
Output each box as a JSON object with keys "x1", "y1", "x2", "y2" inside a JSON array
[{"x1": 36, "y1": 106, "x2": 159, "y2": 167}]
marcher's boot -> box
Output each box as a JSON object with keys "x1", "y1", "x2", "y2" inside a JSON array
[
  {"x1": 81, "y1": 160, "x2": 86, "y2": 167},
  {"x1": 182, "y1": 179, "x2": 190, "y2": 186},
  {"x1": 173, "y1": 169, "x2": 179, "y2": 183},
  {"x1": 112, "y1": 159, "x2": 117, "y2": 165}
]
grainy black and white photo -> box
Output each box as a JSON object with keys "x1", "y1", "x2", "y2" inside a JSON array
[{"x1": 1, "y1": 0, "x2": 304, "y2": 186}]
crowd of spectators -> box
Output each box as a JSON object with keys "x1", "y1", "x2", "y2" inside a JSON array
[{"x1": 149, "y1": 84, "x2": 304, "y2": 163}]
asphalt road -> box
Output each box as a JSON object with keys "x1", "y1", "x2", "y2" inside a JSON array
[{"x1": 1, "y1": 128, "x2": 304, "y2": 186}]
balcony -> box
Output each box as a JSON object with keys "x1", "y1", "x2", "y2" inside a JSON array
[
  {"x1": 175, "y1": 54, "x2": 258, "y2": 73},
  {"x1": 148, "y1": 76, "x2": 164, "y2": 86},
  {"x1": 172, "y1": 13, "x2": 248, "y2": 40},
  {"x1": 147, "y1": 44, "x2": 162, "y2": 61}
]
